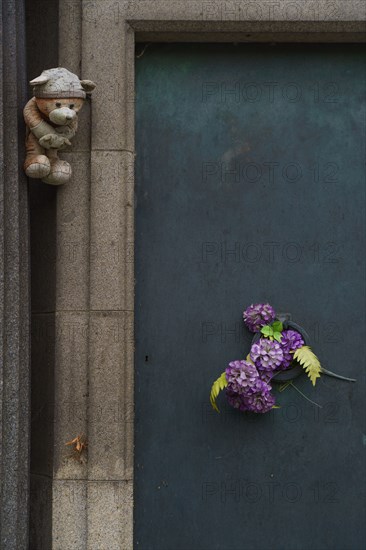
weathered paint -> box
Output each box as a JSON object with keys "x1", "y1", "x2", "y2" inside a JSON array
[{"x1": 135, "y1": 43, "x2": 365, "y2": 550}]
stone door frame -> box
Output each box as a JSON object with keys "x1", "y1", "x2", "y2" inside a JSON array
[{"x1": 50, "y1": 2, "x2": 365, "y2": 548}]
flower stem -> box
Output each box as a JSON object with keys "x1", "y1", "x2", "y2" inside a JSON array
[
  {"x1": 320, "y1": 368, "x2": 356, "y2": 382},
  {"x1": 290, "y1": 382, "x2": 322, "y2": 408}
]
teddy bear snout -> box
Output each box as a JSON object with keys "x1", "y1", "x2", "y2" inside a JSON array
[{"x1": 49, "y1": 107, "x2": 76, "y2": 125}]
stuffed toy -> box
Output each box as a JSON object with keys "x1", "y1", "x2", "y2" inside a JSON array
[{"x1": 24, "y1": 67, "x2": 95, "y2": 185}]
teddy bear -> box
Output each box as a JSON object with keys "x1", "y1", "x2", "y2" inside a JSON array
[{"x1": 24, "y1": 67, "x2": 96, "y2": 185}]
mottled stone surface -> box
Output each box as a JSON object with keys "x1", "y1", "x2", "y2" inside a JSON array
[
  {"x1": 88, "y1": 311, "x2": 134, "y2": 481},
  {"x1": 0, "y1": 0, "x2": 30, "y2": 548},
  {"x1": 86, "y1": 481, "x2": 133, "y2": 550},
  {"x1": 52, "y1": 480, "x2": 87, "y2": 550},
  {"x1": 90, "y1": 151, "x2": 134, "y2": 311}
]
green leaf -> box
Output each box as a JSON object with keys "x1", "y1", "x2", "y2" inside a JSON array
[
  {"x1": 293, "y1": 346, "x2": 322, "y2": 386},
  {"x1": 272, "y1": 405, "x2": 281, "y2": 409},
  {"x1": 272, "y1": 321, "x2": 283, "y2": 332},
  {"x1": 210, "y1": 372, "x2": 228, "y2": 412},
  {"x1": 261, "y1": 325, "x2": 273, "y2": 337},
  {"x1": 273, "y1": 332, "x2": 282, "y2": 342}
]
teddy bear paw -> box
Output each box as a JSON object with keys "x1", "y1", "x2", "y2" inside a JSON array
[
  {"x1": 42, "y1": 160, "x2": 72, "y2": 186},
  {"x1": 25, "y1": 155, "x2": 51, "y2": 179}
]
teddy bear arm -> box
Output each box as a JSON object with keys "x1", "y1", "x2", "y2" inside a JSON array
[
  {"x1": 23, "y1": 97, "x2": 57, "y2": 139},
  {"x1": 55, "y1": 118, "x2": 78, "y2": 140}
]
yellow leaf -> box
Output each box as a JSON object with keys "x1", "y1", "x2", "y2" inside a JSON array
[
  {"x1": 293, "y1": 346, "x2": 322, "y2": 386},
  {"x1": 65, "y1": 437, "x2": 78, "y2": 446},
  {"x1": 209, "y1": 372, "x2": 228, "y2": 412}
]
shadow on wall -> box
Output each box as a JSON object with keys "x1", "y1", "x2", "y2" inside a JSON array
[
  {"x1": 26, "y1": 0, "x2": 59, "y2": 547},
  {"x1": 29, "y1": 184, "x2": 56, "y2": 550}
]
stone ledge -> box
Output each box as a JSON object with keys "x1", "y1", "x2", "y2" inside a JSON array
[
  {"x1": 87, "y1": 0, "x2": 366, "y2": 22},
  {"x1": 131, "y1": 20, "x2": 366, "y2": 33},
  {"x1": 135, "y1": 30, "x2": 366, "y2": 42}
]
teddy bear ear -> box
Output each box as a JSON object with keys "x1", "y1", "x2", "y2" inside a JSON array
[
  {"x1": 80, "y1": 80, "x2": 96, "y2": 93},
  {"x1": 29, "y1": 75, "x2": 50, "y2": 86}
]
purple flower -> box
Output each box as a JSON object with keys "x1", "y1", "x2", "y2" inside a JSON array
[
  {"x1": 225, "y1": 360, "x2": 259, "y2": 394},
  {"x1": 226, "y1": 388, "x2": 248, "y2": 412},
  {"x1": 226, "y1": 378, "x2": 275, "y2": 413},
  {"x1": 244, "y1": 380, "x2": 276, "y2": 413},
  {"x1": 243, "y1": 303, "x2": 276, "y2": 333},
  {"x1": 250, "y1": 338, "x2": 283, "y2": 372},
  {"x1": 258, "y1": 370, "x2": 275, "y2": 384},
  {"x1": 280, "y1": 329, "x2": 304, "y2": 369}
]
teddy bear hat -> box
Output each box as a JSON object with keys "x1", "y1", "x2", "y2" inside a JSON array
[{"x1": 29, "y1": 67, "x2": 96, "y2": 99}]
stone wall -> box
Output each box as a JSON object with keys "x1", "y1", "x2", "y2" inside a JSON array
[{"x1": 0, "y1": 1, "x2": 29, "y2": 548}]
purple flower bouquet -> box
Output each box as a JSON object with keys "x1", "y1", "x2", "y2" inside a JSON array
[{"x1": 210, "y1": 302, "x2": 356, "y2": 415}]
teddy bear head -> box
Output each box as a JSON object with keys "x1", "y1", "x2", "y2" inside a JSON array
[{"x1": 30, "y1": 67, "x2": 96, "y2": 126}]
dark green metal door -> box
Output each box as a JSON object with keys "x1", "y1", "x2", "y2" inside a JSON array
[{"x1": 135, "y1": 44, "x2": 365, "y2": 550}]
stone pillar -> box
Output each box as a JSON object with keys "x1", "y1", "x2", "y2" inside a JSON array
[
  {"x1": 49, "y1": 2, "x2": 134, "y2": 548},
  {"x1": 0, "y1": 0, "x2": 30, "y2": 548},
  {"x1": 82, "y1": 3, "x2": 135, "y2": 548}
]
